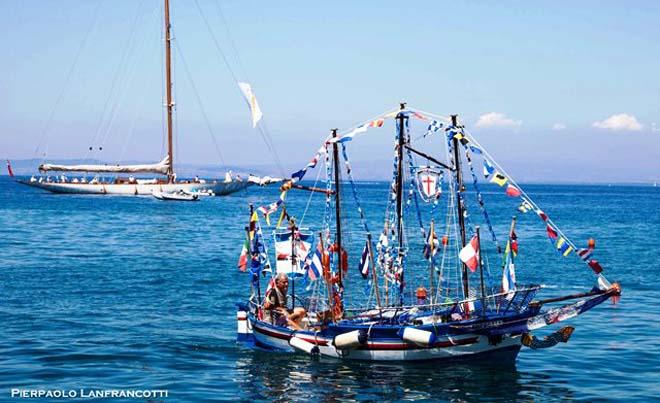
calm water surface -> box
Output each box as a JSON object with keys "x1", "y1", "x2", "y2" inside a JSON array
[{"x1": 1, "y1": 177, "x2": 658, "y2": 401}]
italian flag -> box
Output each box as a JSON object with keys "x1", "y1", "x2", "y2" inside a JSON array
[{"x1": 238, "y1": 238, "x2": 249, "y2": 271}]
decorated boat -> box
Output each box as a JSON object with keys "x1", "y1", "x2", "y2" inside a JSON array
[
  {"x1": 18, "y1": 0, "x2": 257, "y2": 196},
  {"x1": 236, "y1": 104, "x2": 621, "y2": 362}
]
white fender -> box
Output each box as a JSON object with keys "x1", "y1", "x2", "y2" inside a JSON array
[
  {"x1": 401, "y1": 327, "x2": 437, "y2": 347},
  {"x1": 333, "y1": 330, "x2": 368, "y2": 350},
  {"x1": 236, "y1": 311, "x2": 250, "y2": 335},
  {"x1": 289, "y1": 336, "x2": 320, "y2": 355}
]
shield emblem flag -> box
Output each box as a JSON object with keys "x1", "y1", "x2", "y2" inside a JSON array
[{"x1": 416, "y1": 167, "x2": 442, "y2": 201}]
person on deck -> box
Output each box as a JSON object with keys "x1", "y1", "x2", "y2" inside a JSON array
[{"x1": 263, "y1": 273, "x2": 306, "y2": 330}]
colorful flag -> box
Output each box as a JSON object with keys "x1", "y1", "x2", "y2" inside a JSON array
[
  {"x1": 238, "y1": 238, "x2": 249, "y2": 271},
  {"x1": 536, "y1": 208, "x2": 548, "y2": 222},
  {"x1": 358, "y1": 241, "x2": 370, "y2": 279},
  {"x1": 459, "y1": 235, "x2": 480, "y2": 272},
  {"x1": 490, "y1": 172, "x2": 508, "y2": 187},
  {"x1": 328, "y1": 125, "x2": 368, "y2": 144},
  {"x1": 510, "y1": 230, "x2": 518, "y2": 256},
  {"x1": 546, "y1": 225, "x2": 558, "y2": 241},
  {"x1": 483, "y1": 159, "x2": 495, "y2": 178},
  {"x1": 505, "y1": 184, "x2": 521, "y2": 197},
  {"x1": 577, "y1": 248, "x2": 594, "y2": 262},
  {"x1": 6, "y1": 160, "x2": 14, "y2": 177},
  {"x1": 307, "y1": 242, "x2": 324, "y2": 280},
  {"x1": 502, "y1": 251, "x2": 516, "y2": 296},
  {"x1": 368, "y1": 119, "x2": 385, "y2": 127},
  {"x1": 237, "y1": 82, "x2": 263, "y2": 128},
  {"x1": 588, "y1": 260, "x2": 603, "y2": 274},
  {"x1": 425, "y1": 120, "x2": 443, "y2": 136},
  {"x1": 555, "y1": 237, "x2": 573, "y2": 256},
  {"x1": 248, "y1": 211, "x2": 258, "y2": 240},
  {"x1": 423, "y1": 225, "x2": 439, "y2": 259},
  {"x1": 518, "y1": 199, "x2": 533, "y2": 213},
  {"x1": 469, "y1": 146, "x2": 483, "y2": 155}
]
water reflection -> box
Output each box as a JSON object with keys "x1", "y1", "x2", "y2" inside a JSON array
[{"x1": 233, "y1": 348, "x2": 578, "y2": 401}]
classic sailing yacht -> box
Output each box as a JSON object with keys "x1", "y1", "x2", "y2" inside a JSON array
[
  {"x1": 235, "y1": 104, "x2": 621, "y2": 362},
  {"x1": 20, "y1": 0, "x2": 252, "y2": 196}
]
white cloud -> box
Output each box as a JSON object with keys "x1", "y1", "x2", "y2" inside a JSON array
[
  {"x1": 552, "y1": 123, "x2": 566, "y2": 131},
  {"x1": 475, "y1": 112, "x2": 522, "y2": 128},
  {"x1": 592, "y1": 113, "x2": 643, "y2": 131}
]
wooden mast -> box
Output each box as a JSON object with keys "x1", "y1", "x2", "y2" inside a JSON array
[
  {"x1": 164, "y1": 0, "x2": 175, "y2": 182},
  {"x1": 451, "y1": 114, "x2": 470, "y2": 299},
  {"x1": 331, "y1": 129, "x2": 344, "y2": 289}
]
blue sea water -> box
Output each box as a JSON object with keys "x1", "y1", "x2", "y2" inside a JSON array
[{"x1": 1, "y1": 177, "x2": 659, "y2": 402}]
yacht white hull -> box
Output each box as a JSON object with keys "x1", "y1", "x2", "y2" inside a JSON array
[{"x1": 20, "y1": 180, "x2": 251, "y2": 196}]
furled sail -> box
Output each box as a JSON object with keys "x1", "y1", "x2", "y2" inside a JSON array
[{"x1": 38, "y1": 157, "x2": 170, "y2": 175}]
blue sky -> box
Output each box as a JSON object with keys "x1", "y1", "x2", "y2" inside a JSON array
[{"x1": 1, "y1": 1, "x2": 659, "y2": 182}]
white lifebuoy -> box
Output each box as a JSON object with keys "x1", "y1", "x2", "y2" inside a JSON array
[{"x1": 400, "y1": 327, "x2": 437, "y2": 347}]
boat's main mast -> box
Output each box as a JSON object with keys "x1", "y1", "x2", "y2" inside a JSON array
[
  {"x1": 331, "y1": 129, "x2": 344, "y2": 289},
  {"x1": 451, "y1": 114, "x2": 470, "y2": 298},
  {"x1": 164, "y1": 0, "x2": 174, "y2": 182}
]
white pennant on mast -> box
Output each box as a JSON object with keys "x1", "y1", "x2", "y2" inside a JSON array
[{"x1": 238, "y1": 82, "x2": 263, "y2": 128}]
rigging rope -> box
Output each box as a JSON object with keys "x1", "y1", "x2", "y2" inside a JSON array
[{"x1": 35, "y1": 1, "x2": 103, "y2": 163}]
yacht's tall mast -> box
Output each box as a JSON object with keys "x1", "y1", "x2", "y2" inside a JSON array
[
  {"x1": 451, "y1": 114, "x2": 469, "y2": 298},
  {"x1": 164, "y1": 0, "x2": 175, "y2": 182}
]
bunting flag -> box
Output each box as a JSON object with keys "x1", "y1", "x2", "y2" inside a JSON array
[
  {"x1": 505, "y1": 184, "x2": 521, "y2": 197},
  {"x1": 426, "y1": 120, "x2": 443, "y2": 136},
  {"x1": 290, "y1": 147, "x2": 325, "y2": 182},
  {"x1": 368, "y1": 118, "x2": 385, "y2": 127},
  {"x1": 452, "y1": 130, "x2": 469, "y2": 145},
  {"x1": 588, "y1": 260, "x2": 603, "y2": 274},
  {"x1": 6, "y1": 160, "x2": 14, "y2": 177},
  {"x1": 546, "y1": 225, "x2": 558, "y2": 241},
  {"x1": 257, "y1": 191, "x2": 287, "y2": 226},
  {"x1": 555, "y1": 237, "x2": 574, "y2": 256},
  {"x1": 409, "y1": 111, "x2": 428, "y2": 121},
  {"x1": 358, "y1": 241, "x2": 370, "y2": 279},
  {"x1": 459, "y1": 235, "x2": 480, "y2": 272},
  {"x1": 275, "y1": 206, "x2": 289, "y2": 228},
  {"x1": 238, "y1": 237, "x2": 249, "y2": 271},
  {"x1": 327, "y1": 125, "x2": 370, "y2": 144},
  {"x1": 483, "y1": 159, "x2": 495, "y2": 178},
  {"x1": 237, "y1": 82, "x2": 263, "y2": 128},
  {"x1": 577, "y1": 248, "x2": 594, "y2": 262},
  {"x1": 490, "y1": 172, "x2": 508, "y2": 187},
  {"x1": 536, "y1": 208, "x2": 549, "y2": 222},
  {"x1": 469, "y1": 145, "x2": 483, "y2": 155},
  {"x1": 518, "y1": 199, "x2": 533, "y2": 213}
]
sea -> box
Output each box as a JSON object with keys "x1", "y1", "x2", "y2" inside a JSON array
[{"x1": 1, "y1": 176, "x2": 658, "y2": 402}]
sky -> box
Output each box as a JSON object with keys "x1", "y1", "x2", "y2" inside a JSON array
[{"x1": 1, "y1": 0, "x2": 659, "y2": 182}]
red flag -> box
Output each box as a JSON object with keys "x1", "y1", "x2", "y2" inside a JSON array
[
  {"x1": 6, "y1": 160, "x2": 14, "y2": 177},
  {"x1": 459, "y1": 235, "x2": 480, "y2": 272},
  {"x1": 546, "y1": 225, "x2": 558, "y2": 241},
  {"x1": 505, "y1": 184, "x2": 521, "y2": 197},
  {"x1": 536, "y1": 209, "x2": 548, "y2": 222},
  {"x1": 588, "y1": 260, "x2": 603, "y2": 274},
  {"x1": 238, "y1": 238, "x2": 249, "y2": 271}
]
